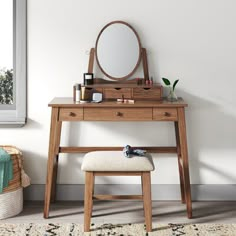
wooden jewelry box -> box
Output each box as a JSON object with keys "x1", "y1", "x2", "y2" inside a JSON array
[{"x1": 82, "y1": 79, "x2": 163, "y2": 101}]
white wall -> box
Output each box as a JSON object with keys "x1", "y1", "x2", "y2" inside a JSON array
[{"x1": 1, "y1": 0, "x2": 236, "y2": 187}]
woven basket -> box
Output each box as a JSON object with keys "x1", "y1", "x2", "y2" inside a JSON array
[
  {"x1": 0, "y1": 187, "x2": 23, "y2": 219},
  {"x1": 0, "y1": 145, "x2": 22, "y2": 193},
  {"x1": 0, "y1": 145, "x2": 23, "y2": 219}
]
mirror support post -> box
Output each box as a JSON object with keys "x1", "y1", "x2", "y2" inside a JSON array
[
  {"x1": 88, "y1": 48, "x2": 95, "y2": 73},
  {"x1": 142, "y1": 48, "x2": 149, "y2": 81}
]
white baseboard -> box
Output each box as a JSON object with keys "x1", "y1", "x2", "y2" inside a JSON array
[{"x1": 23, "y1": 184, "x2": 236, "y2": 201}]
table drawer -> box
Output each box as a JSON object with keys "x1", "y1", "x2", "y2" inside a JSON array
[
  {"x1": 153, "y1": 108, "x2": 178, "y2": 121},
  {"x1": 59, "y1": 108, "x2": 83, "y2": 121},
  {"x1": 133, "y1": 87, "x2": 162, "y2": 100},
  {"x1": 103, "y1": 88, "x2": 132, "y2": 99},
  {"x1": 84, "y1": 108, "x2": 152, "y2": 121}
]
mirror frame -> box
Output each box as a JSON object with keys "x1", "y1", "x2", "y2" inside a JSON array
[{"x1": 95, "y1": 21, "x2": 142, "y2": 81}]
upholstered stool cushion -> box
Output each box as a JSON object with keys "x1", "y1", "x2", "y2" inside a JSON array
[{"x1": 81, "y1": 151, "x2": 154, "y2": 171}]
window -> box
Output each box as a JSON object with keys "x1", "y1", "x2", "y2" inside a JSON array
[{"x1": 0, "y1": 0, "x2": 26, "y2": 126}]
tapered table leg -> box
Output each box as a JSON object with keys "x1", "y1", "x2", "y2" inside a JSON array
[
  {"x1": 51, "y1": 121, "x2": 62, "y2": 203},
  {"x1": 44, "y1": 108, "x2": 60, "y2": 218},
  {"x1": 177, "y1": 108, "x2": 192, "y2": 218},
  {"x1": 175, "y1": 121, "x2": 186, "y2": 204}
]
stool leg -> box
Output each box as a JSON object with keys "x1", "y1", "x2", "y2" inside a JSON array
[
  {"x1": 141, "y1": 174, "x2": 145, "y2": 217},
  {"x1": 142, "y1": 172, "x2": 152, "y2": 232},
  {"x1": 90, "y1": 176, "x2": 95, "y2": 218},
  {"x1": 84, "y1": 171, "x2": 94, "y2": 232}
]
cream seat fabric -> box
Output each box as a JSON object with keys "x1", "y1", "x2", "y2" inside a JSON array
[{"x1": 81, "y1": 151, "x2": 154, "y2": 171}]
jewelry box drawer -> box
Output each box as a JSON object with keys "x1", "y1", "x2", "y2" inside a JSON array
[
  {"x1": 133, "y1": 87, "x2": 162, "y2": 100},
  {"x1": 153, "y1": 108, "x2": 178, "y2": 121},
  {"x1": 84, "y1": 108, "x2": 152, "y2": 121},
  {"x1": 59, "y1": 108, "x2": 83, "y2": 121},
  {"x1": 103, "y1": 88, "x2": 132, "y2": 99}
]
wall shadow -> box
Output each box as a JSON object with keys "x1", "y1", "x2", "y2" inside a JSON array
[{"x1": 179, "y1": 90, "x2": 236, "y2": 203}]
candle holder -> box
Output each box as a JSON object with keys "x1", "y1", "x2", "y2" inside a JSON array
[{"x1": 84, "y1": 73, "x2": 94, "y2": 85}]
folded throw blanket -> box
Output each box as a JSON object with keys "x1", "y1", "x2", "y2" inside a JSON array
[
  {"x1": 0, "y1": 148, "x2": 13, "y2": 193},
  {"x1": 123, "y1": 145, "x2": 147, "y2": 158}
]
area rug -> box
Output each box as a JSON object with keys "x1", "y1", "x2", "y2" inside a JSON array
[{"x1": 0, "y1": 223, "x2": 236, "y2": 236}]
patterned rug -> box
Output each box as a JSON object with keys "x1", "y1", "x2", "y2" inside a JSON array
[{"x1": 0, "y1": 223, "x2": 236, "y2": 236}]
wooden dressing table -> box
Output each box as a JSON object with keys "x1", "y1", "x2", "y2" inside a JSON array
[{"x1": 43, "y1": 97, "x2": 192, "y2": 219}]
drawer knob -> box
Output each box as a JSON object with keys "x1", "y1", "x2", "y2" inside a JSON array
[
  {"x1": 164, "y1": 112, "x2": 171, "y2": 117},
  {"x1": 116, "y1": 112, "x2": 123, "y2": 117},
  {"x1": 69, "y1": 112, "x2": 76, "y2": 117}
]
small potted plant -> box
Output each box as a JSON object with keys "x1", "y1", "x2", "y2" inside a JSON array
[{"x1": 162, "y1": 77, "x2": 179, "y2": 101}]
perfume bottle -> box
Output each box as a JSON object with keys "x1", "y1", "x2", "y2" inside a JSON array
[
  {"x1": 73, "y1": 83, "x2": 81, "y2": 102},
  {"x1": 150, "y1": 77, "x2": 153, "y2": 85}
]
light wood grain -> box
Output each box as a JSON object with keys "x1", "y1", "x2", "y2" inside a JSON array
[
  {"x1": 153, "y1": 108, "x2": 178, "y2": 121},
  {"x1": 48, "y1": 97, "x2": 188, "y2": 108},
  {"x1": 175, "y1": 121, "x2": 186, "y2": 204},
  {"x1": 84, "y1": 84, "x2": 162, "y2": 101},
  {"x1": 93, "y1": 195, "x2": 143, "y2": 200},
  {"x1": 51, "y1": 120, "x2": 62, "y2": 203},
  {"x1": 94, "y1": 171, "x2": 142, "y2": 176},
  {"x1": 177, "y1": 107, "x2": 192, "y2": 218},
  {"x1": 142, "y1": 172, "x2": 152, "y2": 232},
  {"x1": 85, "y1": 81, "x2": 161, "y2": 87},
  {"x1": 83, "y1": 170, "x2": 153, "y2": 232},
  {"x1": 103, "y1": 88, "x2": 132, "y2": 99},
  {"x1": 59, "y1": 146, "x2": 177, "y2": 153},
  {"x1": 84, "y1": 108, "x2": 152, "y2": 121},
  {"x1": 45, "y1": 97, "x2": 192, "y2": 221},
  {"x1": 88, "y1": 48, "x2": 95, "y2": 73},
  {"x1": 133, "y1": 87, "x2": 161, "y2": 100},
  {"x1": 84, "y1": 172, "x2": 94, "y2": 232},
  {"x1": 59, "y1": 108, "x2": 83, "y2": 121},
  {"x1": 142, "y1": 48, "x2": 149, "y2": 81},
  {"x1": 44, "y1": 107, "x2": 59, "y2": 218}
]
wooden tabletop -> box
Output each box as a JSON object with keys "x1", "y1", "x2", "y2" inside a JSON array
[{"x1": 49, "y1": 97, "x2": 187, "y2": 108}]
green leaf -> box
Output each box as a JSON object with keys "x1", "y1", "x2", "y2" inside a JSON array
[
  {"x1": 162, "y1": 78, "x2": 171, "y2": 86},
  {"x1": 173, "y1": 79, "x2": 179, "y2": 91}
]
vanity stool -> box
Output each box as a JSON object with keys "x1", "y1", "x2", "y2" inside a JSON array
[{"x1": 81, "y1": 151, "x2": 155, "y2": 232}]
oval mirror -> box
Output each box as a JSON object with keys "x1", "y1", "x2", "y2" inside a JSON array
[{"x1": 95, "y1": 21, "x2": 141, "y2": 80}]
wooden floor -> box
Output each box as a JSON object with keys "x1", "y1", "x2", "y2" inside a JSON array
[{"x1": 1, "y1": 201, "x2": 236, "y2": 224}]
